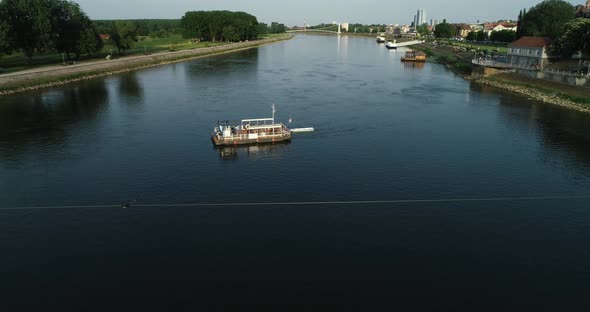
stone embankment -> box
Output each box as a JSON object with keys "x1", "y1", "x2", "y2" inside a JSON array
[
  {"x1": 415, "y1": 43, "x2": 590, "y2": 113},
  {"x1": 0, "y1": 35, "x2": 293, "y2": 95},
  {"x1": 476, "y1": 78, "x2": 590, "y2": 113}
]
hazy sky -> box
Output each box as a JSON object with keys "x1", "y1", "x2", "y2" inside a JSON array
[{"x1": 74, "y1": 0, "x2": 583, "y2": 25}]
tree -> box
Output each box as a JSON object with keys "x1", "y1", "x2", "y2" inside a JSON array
[
  {"x1": 110, "y1": 20, "x2": 138, "y2": 55},
  {"x1": 78, "y1": 24, "x2": 104, "y2": 57},
  {"x1": 257, "y1": 23, "x2": 269, "y2": 35},
  {"x1": 416, "y1": 24, "x2": 430, "y2": 36},
  {"x1": 434, "y1": 22, "x2": 454, "y2": 38},
  {"x1": 519, "y1": 0, "x2": 575, "y2": 39},
  {"x1": 0, "y1": 0, "x2": 54, "y2": 65},
  {"x1": 222, "y1": 26, "x2": 239, "y2": 42},
  {"x1": 181, "y1": 11, "x2": 259, "y2": 42},
  {"x1": 51, "y1": 1, "x2": 102, "y2": 61},
  {"x1": 552, "y1": 18, "x2": 590, "y2": 57},
  {"x1": 466, "y1": 31, "x2": 477, "y2": 41},
  {"x1": 270, "y1": 22, "x2": 286, "y2": 34},
  {"x1": 476, "y1": 31, "x2": 487, "y2": 41},
  {"x1": 490, "y1": 30, "x2": 517, "y2": 42}
]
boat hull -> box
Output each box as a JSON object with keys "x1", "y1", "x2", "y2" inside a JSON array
[{"x1": 211, "y1": 134, "x2": 292, "y2": 146}]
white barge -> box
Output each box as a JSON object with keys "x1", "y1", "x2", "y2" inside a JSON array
[{"x1": 211, "y1": 105, "x2": 292, "y2": 146}]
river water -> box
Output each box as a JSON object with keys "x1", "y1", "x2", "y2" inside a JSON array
[{"x1": 1, "y1": 34, "x2": 589, "y2": 310}]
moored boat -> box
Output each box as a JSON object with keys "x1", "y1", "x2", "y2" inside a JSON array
[
  {"x1": 376, "y1": 35, "x2": 386, "y2": 43},
  {"x1": 211, "y1": 105, "x2": 292, "y2": 146},
  {"x1": 385, "y1": 40, "x2": 398, "y2": 49},
  {"x1": 401, "y1": 50, "x2": 427, "y2": 62}
]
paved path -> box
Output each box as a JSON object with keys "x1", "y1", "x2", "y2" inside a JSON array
[{"x1": 0, "y1": 36, "x2": 292, "y2": 90}]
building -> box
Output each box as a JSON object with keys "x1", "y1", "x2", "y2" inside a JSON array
[
  {"x1": 416, "y1": 9, "x2": 426, "y2": 26},
  {"x1": 483, "y1": 22, "x2": 518, "y2": 37},
  {"x1": 455, "y1": 24, "x2": 472, "y2": 38},
  {"x1": 341, "y1": 23, "x2": 349, "y2": 32},
  {"x1": 574, "y1": 0, "x2": 590, "y2": 17},
  {"x1": 507, "y1": 36, "x2": 553, "y2": 68}
]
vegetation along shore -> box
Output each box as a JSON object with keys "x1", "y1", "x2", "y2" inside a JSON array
[
  {"x1": 413, "y1": 42, "x2": 590, "y2": 113},
  {"x1": 0, "y1": 35, "x2": 292, "y2": 96}
]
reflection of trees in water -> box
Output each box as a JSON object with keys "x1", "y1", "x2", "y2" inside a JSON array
[
  {"x1": 477, "y1": 82, "x2": 590, "y2": 172},
  {"x1": 118, "y1": 72, "x2": 143, "y2": 100},
  {"x1": 0, "y1": 79, "x2": 109, "y2": 164},
  {"x1": 185, "y1": 48, "x2": 258, "y2": 79}
]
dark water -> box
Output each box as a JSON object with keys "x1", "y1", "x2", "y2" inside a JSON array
[{"x1": 1, "y1": 34, "x2": 590, "y2": 310}]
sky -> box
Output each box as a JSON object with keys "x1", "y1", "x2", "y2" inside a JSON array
[{"x1": 74, "y1": 0, "x2": 583, "y2": 26}]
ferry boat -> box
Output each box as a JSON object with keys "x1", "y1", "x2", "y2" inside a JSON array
[
  {"x1": 385, "y1": 40, "x2": 398, "y2": 49},
  {"x1": 211, "y1": 105, "x2": 292, "y2": 146},
  {"x1": 401, "y1": 50, "x2": 427, "y2": 62},
  {"x1": 376, "y1": 35, "x2": 386, "y2": 43}
]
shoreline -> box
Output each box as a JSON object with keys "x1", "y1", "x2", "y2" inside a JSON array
[
  {"x1": 0, "y1": 35, "x2": 293, "y2": 96},
  {"x1": 414, "y1": 43, "x2": 590, "y2": 114}
]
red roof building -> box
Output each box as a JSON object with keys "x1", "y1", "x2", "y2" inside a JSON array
[{"x1": 508, "y1": 36, "x2": 554, "y2": 69}]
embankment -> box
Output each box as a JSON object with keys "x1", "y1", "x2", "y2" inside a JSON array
[
  {"x1": 0, "y1": 35, "x2": 293, "y2": 96},
  {"x1": 414, "y1": 43, "x2": 590, "y2": 113}
]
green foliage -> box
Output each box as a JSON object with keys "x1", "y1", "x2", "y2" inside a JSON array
[
  {"x1": 552, "y1": 18, "x2": 590, "y2": 57},
  {"x1": 94, "y1": 19, "x2": 182, "y2": 37},
  {"x1": 51, "y1": 1, "x2": 102, "y2": 61},
  {"x1": 79, "y1": 26, "x2": 104, "y2": 56},
  {"x1": 269, "y1": 22, "x2": 286, "y2": 34},
  {"x1": 0, "y1": 0, "x2": 54, "y2": 64},
  {"x1": 519, "y1": 0, "x2": 575, "y2": 39},
  {"x1": 181, "y1": 11, "x2": 259, "y2": 42},
  {"x1": 416, "y1": 24, "x2": 430, "y2": 36},
  {"x1": 466, "y1": 31, "x2": 487, "y2": 42},
  {"x1": 434, "y1": 22, "x2": 454, "y2": 38},
  {"x1": 109, "y1": 21, "x2": 138, "y2": 55},
  {"x1": 489, "y1": 30, "x2": 516, "y2": 42},
  {"x1": 257, "y1": 23, "x2": 269, "y2": 35}
]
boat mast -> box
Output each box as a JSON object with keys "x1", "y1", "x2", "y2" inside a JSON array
[{"x1": 272, "y1": 104, "x2": 276, "y2": 124}]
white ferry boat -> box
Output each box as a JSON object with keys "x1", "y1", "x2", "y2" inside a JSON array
[
  {"x1": 376, "y1": 35, "x2": 386, "y2": 43},
  {"x1": 386, "y1": 40, "x2": 398, "y2": 49},
  {"x1": 211, "y1": 105, "x2": 292, "y2": 146}
]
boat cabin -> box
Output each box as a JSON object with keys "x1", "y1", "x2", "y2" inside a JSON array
[{"x1": 401, "y1": 50, "x2": 427, "y2": 62}]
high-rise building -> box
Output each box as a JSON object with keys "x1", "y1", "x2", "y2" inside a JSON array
[{"x1": 416, "y1": 9, "x2": 426, "y2": 26}]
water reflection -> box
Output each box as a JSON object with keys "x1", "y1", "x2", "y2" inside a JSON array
[
  {"x1": 216, "y1": 142, "x2": 291, "y2": 160},
  {"x1": 185, "y1": 48, "x2": 258, "y2": 78},
  {"x1": 0, "y1": 79, "x2": 109, "y2": 164},
  {"x1": 475, "y1": 83, "x2": 590, "y2": 174},
  {"x1": 402, "y1": 61, "x2": 425, "y2": 69},
  {"x1": 118, "y1": 72, "x2": 143, "y2": 100}
]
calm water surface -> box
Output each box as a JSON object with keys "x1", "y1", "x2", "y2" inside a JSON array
[{"x1": 1, "y1": 35, "x2": 590, "y2": 310}]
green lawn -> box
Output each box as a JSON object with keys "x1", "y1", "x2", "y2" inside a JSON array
[{"x1": 437, "y1": 39, "x2": 508, "y2": 53}]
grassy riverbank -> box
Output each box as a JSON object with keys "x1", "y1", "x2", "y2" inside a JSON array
[
  {"x1": 414, "y1": 43, "x2": 590, "y2": 113},
  {"x1": 0, "y1": 35, "x2": 293, "y2": 95}
]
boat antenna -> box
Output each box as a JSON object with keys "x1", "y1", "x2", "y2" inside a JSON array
[{"x1": 272, "y1": 104, "x2": 276, "y2": 124}]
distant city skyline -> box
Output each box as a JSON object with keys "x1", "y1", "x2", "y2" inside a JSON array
[{"x1": 74, "y1": 0, "x2": 582, "y2": 26}]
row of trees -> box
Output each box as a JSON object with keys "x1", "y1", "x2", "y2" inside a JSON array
[
  {"x1": 0, "y1": 0, "x2": 103, "y2": 64},
  {"x1": 257, "y1": 22, "x2": 287, "y2": 35},
  {"x1": 464, "y1": 30, "x2": 517, "y2": 43},
  {"x1": 181, "y1": 11, "x2": 259, "y2": 42},
  {"x1": 94, "y1": 19, "x2": 183, "y2": 38}
]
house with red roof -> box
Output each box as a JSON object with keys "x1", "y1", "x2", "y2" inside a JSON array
[{"x1": 507, "y1": 36, "x2": 553, "y2": 69}]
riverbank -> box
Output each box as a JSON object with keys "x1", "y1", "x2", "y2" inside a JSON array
[
  {"x1": 414, "y1": 43, "x2": 590, "y2": 113},
  {"x1": 0, "y1": 35, "x2": 293, "y2": 96}
]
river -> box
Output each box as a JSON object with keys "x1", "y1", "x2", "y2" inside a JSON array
[{"x1": 1, "y1": 34, "x2": 589, "y2": 310}]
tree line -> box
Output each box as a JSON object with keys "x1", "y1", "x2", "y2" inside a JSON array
[
  {"x1": 0, "y1": 0, "x2": 103, "y2": 64},
  {"x1": 94, "y1": 19, "x2": 183, "y2": 38},
  {"x1": 181, "y1": 11, "x2": 260, "y2": 42}
]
